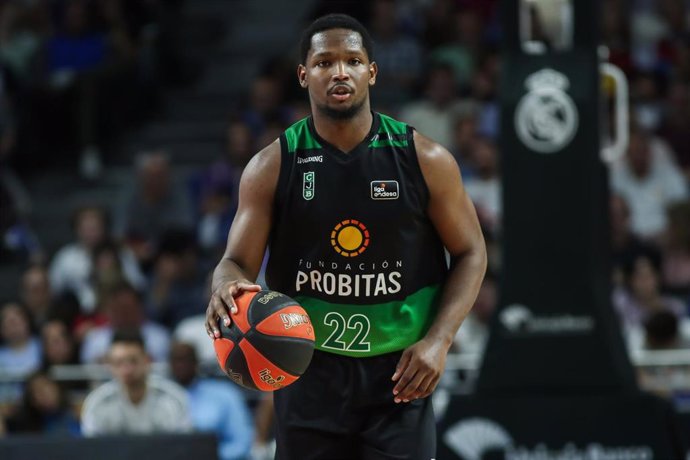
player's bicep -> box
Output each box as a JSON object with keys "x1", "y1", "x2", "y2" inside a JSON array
[
  {"x1": 222, "y1": 141, "x2": 280, "y2": 280},
  {"x1": 429, "y1": 172, "x2": 482, "y2": 257},
  {"x1": 415, "y1": 132, "x2": 483, "y2": 257}
]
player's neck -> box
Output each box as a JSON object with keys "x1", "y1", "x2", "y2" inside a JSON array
[{"x1": 312, "y1": 107, "x2": 373, "y2": 153}]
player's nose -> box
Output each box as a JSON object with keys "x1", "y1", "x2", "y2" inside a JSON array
[{"x1": 332, "y1": 61, "x2": 350, "y2": 80}]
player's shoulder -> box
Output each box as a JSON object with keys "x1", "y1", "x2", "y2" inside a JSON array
[
  {"x1": 251, "y1": 138, "x2": 281, "y2": 169},
  {"x1": 240, "y1": 138, "x2": 281, "y2": 188},
  {"x1": 412, "y1": 130, "x2": 459, "y2": 173}
]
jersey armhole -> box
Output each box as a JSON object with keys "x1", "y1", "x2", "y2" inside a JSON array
[
  {"x1": 408, "y1": 127, "x2": 431, "y2": 209},
  {"x1": 273, "y1": 134, "x2": 291, "y2": 213}
]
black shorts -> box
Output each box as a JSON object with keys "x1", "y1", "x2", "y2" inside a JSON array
[{"x1": 273, "y1": 350, "x2": 436, "y2": 460}]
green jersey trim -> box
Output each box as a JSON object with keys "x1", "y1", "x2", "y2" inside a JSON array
[
  {"x1": 284, "y1": 118, "x2": 322, "y2": 153},
  {"x1": 296, "y1": 285, "x2": 441, "y2": 357},
  {"x1": 369, "y1": 113, "x2": 409, "y2": 148},
  {"x1": 378, "y1": 113, "x2": 408, "y2": 134}
]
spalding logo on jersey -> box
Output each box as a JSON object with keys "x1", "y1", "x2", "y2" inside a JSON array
[{"x1": 371, "y1": 180, "x2": 399, "y2": 200}]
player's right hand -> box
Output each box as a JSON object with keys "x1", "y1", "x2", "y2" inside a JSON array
[{"x1": 205, "y1": 280, "x2": 261, "y2": 339}]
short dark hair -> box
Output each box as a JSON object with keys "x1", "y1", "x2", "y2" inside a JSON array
[
  {"x1": 111, "y1": 328, "x2": 146, "y2": 350},
  {"x1": 644, "y1": 311, "x2": 678, "y2": 349},
  {"x1": 299, "y1": 13, "x2": 374, "y2": 64}
]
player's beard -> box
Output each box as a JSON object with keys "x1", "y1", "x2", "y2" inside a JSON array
[{"x1": 316, "y1": 96, "x2": 366, "y2": 121}]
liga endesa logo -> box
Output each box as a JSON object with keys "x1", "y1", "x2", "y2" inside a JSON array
[
  {"x1": 330, "y1": 219, "x2": 370, "y2": 257},
  {"x1": 371, "y1": 180, "x2": 399, "y2": 200}
]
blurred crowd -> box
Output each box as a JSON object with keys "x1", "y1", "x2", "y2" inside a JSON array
[{"x1": 1, "y1": 0, "x2": 690, "y2": 457}]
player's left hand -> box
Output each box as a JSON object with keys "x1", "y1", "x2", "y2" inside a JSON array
[{"x1": 391, "y1": 337, "x2": 448, "y2": 403}]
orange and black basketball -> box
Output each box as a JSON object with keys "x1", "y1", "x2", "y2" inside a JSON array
[{"x1": 213, "y1": 290, "x2": 315, "y2": 391}]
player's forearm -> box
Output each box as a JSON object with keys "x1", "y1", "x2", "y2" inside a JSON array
[
  {"x1": 424, "y1": 245, "x2": 487, "y2": 348},
  {"x1": 211, "y1": 257, "x2": 254, "y2": 293}
]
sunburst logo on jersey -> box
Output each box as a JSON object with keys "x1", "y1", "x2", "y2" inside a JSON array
[{"x1": 330, "y1": 219, "x2": 370, "y2": 257}]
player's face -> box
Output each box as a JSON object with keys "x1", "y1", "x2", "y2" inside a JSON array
[{"x1": 298, "y1": 28, "x2": 377, "y2": 120}]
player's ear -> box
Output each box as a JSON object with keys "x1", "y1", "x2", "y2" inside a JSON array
[
  {"x1": 369, "y1": 61, "x2": 378, "y2": 86},
  {"x1": 297, "y1": 64, "x2": 308, "y2": 88}
]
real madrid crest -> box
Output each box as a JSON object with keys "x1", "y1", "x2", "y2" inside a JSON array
[{"x1": 514, "y1": 68, "x2": 579, "y2": 154}]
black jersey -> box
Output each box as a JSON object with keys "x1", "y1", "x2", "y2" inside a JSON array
[{"x1": 265, "y1": 112, "x2": 448, "y2": 357}]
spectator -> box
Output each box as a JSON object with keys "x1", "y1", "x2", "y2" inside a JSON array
[
  {"x1": 39, "y1": 319, "x2": 87, "y2": 391},
  {"x1": 429, "y1": 7, "x2": 484, "y2": 89},
  {"x1": 367, "y1": 0, "x2": 423, "y2": 106},
  {"x1": 115, "y1": 150, "x2": 194, "y2": 267},
  {"x1": 610, "y1": 128, "x2": 687, "y2": 241},
  {"x1": 610, "y1": 194, "x2": 646, "y2": 287},
  {"x1": 601, "y1": 0, "x2": 632, "y2": 74},
  {"x1": 630, "y1": 71, "x2": 665, "y2": 132},
  {"x1": 72, "y1": 238, "x2": 141, "y2": 341},
  {"x1": 49, "y1": 205, "x2": 145, "y2": 313},
  {"x1": 251, "y1": 394, "x2": 276, "y2": 460},
  {"x1": 643, "y1": 310, "x2": 685, "y2": 350},
  {"x1": 0, "y1": 140, "x2": 42, "y2": 263},
  {"x1": 658, "y1": 81, "x2": 690, "y2": 179},
  {"x1": 468, "y1": 48, "x2": 499, "y2": 140},
  {"x1": 464, "y1": 137, "x2": 501, "y2": 236},
  {"x1": 661, "y1": 201, "x2": 690, "y2": 298},
  {"x1": 614, "y1": 246, "x2": 686, "y2": 329},
  {"x1": 397, "y1": 63, "x2": 472, "y2": 149},
  {"x1": 450, "y1": 110, "x2": 479, "y2": 178},
  {"x1": 420, "y1": 0, "x2": 457, "y2": 49},
  {"x1": 19, "y1": 265, "x2": 53, "y2": 326},
  {"x1": 5, "y1": 371, "x2": 80, "y2": 436},
  {"x1": 80, "y1": 281, "x2": 170, "y2": 363},
  {"x1": 40, "y1": 319, "x2": 79, "y2": 370},
  {"x1": 191, "y1": 119, "x2": 253, "y2": 254},
  {"x1": 90, "y1": 239, "x2": 132, "y2": 300},
  {"x1": 147, "y1": 229, "x2": 208, "y2": 328},
  {"x1": 169, "y1": 342, "x2": 254, "y2": 460},
  {"x1": 0, "y1": 61, "x2": 39, "y2": 265},
  {"x1": 242, "y1": 75, "x2": 292, "y2": 139},
  {"x1": 668, "y1": 37, "x2": 690, "y2": 83},
  {"x1": 0, "y1": 1, "x2": 50, "y2": 84},
  {"x1": 81, "y1": 329, "x2": 191, "y2": 436},
  {"x1": 0, "y1": 301, "x2": 41, "y2": 379},
  {"x1": 43, "y1": 0, "x2": 140, "y2": 179},
  {"x1": 630, "y1": 310, "x2": 690, "y2": 402},
  {"x1": 173, "y1": 315, "x2": 217, "y2": 369},
  {"x1": 0, "y1": 175, "x2": 41, "y2": 264},
  {"x1": 169, "y1": 269, "x2": 214, "y2": 368}
]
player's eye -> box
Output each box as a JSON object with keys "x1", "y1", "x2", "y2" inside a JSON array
[
  {"x1": 349, "y1": 58, "x2": 362, "y2": 65},
  {"x1": 317, "y1": 61, "x2": 330, "y2": 67}
]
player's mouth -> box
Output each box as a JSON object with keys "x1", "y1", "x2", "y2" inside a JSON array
[{"x1": 328, "y1": 84, "x2": 353, "y2": 101}]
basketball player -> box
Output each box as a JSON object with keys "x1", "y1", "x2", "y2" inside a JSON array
[{"x1": 205, "y1": 14, "x2": 487, "y2": 459}]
